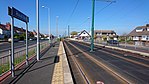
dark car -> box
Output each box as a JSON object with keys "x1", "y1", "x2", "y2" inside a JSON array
[{"x1": 107, "y1": 40, "x2": 119, "y2": 45}]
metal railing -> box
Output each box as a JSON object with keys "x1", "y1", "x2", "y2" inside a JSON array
[{"x1": 0, "y1": 41, "x2": 49, "y2": 75}]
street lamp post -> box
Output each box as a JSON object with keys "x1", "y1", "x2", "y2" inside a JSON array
[
  {"x1": 88, "y1": 17, "x2": 90, "y2": 33},
  {"x1": 68, "y1": 25, "x2": 70, "y2": 37},
  {"x1": 36, "y1": 0, "x2": 40, "y2": 61},
  {"x1": 56, "y1": 16, "x2": 59, "y2": 38},
  {"x1": 42, "y1": 6, "x2": 51, "y2": 43}
]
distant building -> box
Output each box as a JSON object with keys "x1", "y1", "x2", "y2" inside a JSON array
[
  {"x1": 0, "y1": 23, "x2": 10, "y2": 38},
  {"x1": 14, "y1": 27, "x2": 26, "y2": 35},
  {"x1": 0, "y1": 22, "x2": 47, "y2": 40},
  {"x1": 128, "y1": 24, "x2": 149, "y2": 46},
  {"x1": 6, "y1": 23, "x2": 26, "y2": 35},
  {"x1": 32, "y1": 30, "x2": 42, "y2": 38},
  {"x1": 77, "y1": 30, "x2": 90, "y2": 40},
  {"x1": 94, "y1": 30, "x2": 118, "y2": 41}
]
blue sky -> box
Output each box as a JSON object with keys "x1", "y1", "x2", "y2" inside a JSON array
[{"x1": 0, "y1": 0, "x2": 149, "y2": 36}]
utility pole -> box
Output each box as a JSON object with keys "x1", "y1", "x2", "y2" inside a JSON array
[
  {"x1": 36, "y1": 0, "x2": 40, "y2": 61},
  {"x1": 90, "y1": 0, "x2": 95, "y2": 52},
  {"x1": 68, "y1": 25, "x2": 70, "y2": 37},
  {"x1": 56, "y1": 16, "x2": 59, "y2": 38},
  {"x1": 48, "y1": 8, "x2": 50, "y2": 43},
  {"x1": 90, "y1": 0, "x2": 115, "y2": 52}
]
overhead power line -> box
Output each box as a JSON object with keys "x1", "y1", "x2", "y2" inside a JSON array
[
  {"x1": 95, "y1": 2, "x2": 113, "y2": 15},
  {"x1": 78, "y1": 18, "x2": 89, "y2": 27},
  {"x1": 77, "y1": 1, "x2": 115, "y2": 28},
  {"x1": 67, "y1": 0, "x2": 80, "y2": 24}
]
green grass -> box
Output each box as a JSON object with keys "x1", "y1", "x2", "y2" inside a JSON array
[
  {"x1": 0, "y1": 49, "x2": 36, "y2": 75},
  {"x1": 0, "y1": 63, "x2": 10, "y2": 75},
  {"x1": 0, "y1": 43, "x2": 48, "y2": 75}
]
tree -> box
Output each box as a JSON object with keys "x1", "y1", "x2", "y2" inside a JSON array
[
  {"x1": 19, "y1": 33, "x2": 26, "y2": 40},
  {"x1": 29, "y1": 32, "x2": 34, "y2": 38},
  {"x1": 119, "y1": 32, "x2": 128, "y2": 42},
  {"x1": 71, "y1": 31, "x2": 78, "y2": 35}
]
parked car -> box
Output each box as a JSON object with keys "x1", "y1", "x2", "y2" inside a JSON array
[
  {"x1": 8, "y1": 38, "x2": 19, "y2": 42},
  {"x1": 107, "y1": 40, "x2": 119, "y2": 45}
]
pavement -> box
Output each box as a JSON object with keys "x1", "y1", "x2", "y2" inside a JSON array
[
  {"x1": 1, "y1": 41, "x2": 73, "y2": 84},
  {"x1": 51, "y1": 42, "x2": 73, "y2": 84}
]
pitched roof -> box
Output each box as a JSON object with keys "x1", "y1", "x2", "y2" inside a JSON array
[
  {"x1": 77, "y1": 30, "x2": 90, "y2": 37},
  {"x1": 33, "y1": 30, "x2": 37, "y2": 35},
  {"x1": 32, "y1": 30, "x2": 42, "y2": 36},
  {"x1": 128, "y1": 25, "x2": 149, "y2": 36},
  {"x1": 14, "y1": 27, "x2": 26, "y2": 33},
  {"x1": 94, "y1": 30, "x2": 116, "y2": 34},
  {"x1": 0, "y1": 24, "x2": 8, "y2": 31}
]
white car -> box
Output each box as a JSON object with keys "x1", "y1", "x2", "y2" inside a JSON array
[{"x1": 8, "y1": 38, "x2": 19, "y2": 42}]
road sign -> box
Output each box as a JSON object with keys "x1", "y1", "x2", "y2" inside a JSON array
[
  {"x1": 8, "y1": 6, "x2": 29, "y2": 77},
  {"x1": 8, "y1": 7, "x2": 29, "y2": 23}
]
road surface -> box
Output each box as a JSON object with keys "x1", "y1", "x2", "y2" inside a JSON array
[{"x1": 64, "y1": 40, "x2": 149, "y2": 84}]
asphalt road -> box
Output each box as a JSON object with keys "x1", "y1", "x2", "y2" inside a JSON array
[
  {"x1": 0, "y1": 40, "x2": 48, "y2": 57},
  {"x1": 64, "y1": 40, "x2": 149, "y2": 84},
  {"x1": 0, "y1": 40, "x2": 48, "y2": 51}
]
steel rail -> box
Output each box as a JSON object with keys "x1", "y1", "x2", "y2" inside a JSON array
[
  {"x1": 64, "y1": 41, "x2": 91, "y2": 84},
  {"x1": 66, "y1": 41, "x2": 132, "y2": 84}
]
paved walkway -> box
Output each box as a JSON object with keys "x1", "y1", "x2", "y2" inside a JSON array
[
  {"x1": 1, "y1": 41, "x2": 74, "y2": 84},
  {"x1": 2, "y1": 42, "x2": 60, "y2": 84},
  {"x1": 52, "y1": 42, "x2": 64, "y2": 84},
  {"x1": 51, "y1": 42, "x2": 73, "y2": 84}
]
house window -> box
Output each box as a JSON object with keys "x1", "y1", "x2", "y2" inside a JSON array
[
  {"x1": 147, "y1": 36, "x2": 149, "y2": 40},
  {"x1": 142, "y1": 35, "x2": 146, "y2": 38},
  {"x1": 136, "y1": 27, "x2": 143, "y2": 32},
  {"x1": 83, "y1": 32, "x2": 86, "y2": 34},
  {"x1": 133, "y1": 36, "x2": 139, "y2": 40}
]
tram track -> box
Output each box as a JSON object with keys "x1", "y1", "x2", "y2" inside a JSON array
[
  {"x1": 64, "y1": 40, "x2": 149, "y2": 84},
  {"x1": 64, "y1": 41, "x2": 130, "y2": 84}
]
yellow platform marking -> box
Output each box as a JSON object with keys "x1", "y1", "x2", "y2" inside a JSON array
[{"x1": 52, "y1": 42, "x2": 64, "y2": 84}]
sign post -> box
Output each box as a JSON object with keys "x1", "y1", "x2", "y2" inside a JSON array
[
  {"x1": 11, "y1": 16, "x2": 14, "y2": 77},
  {"x1": 26, "y1": 22, "x2": 29, "y2": 65},
  {"x1": 8, "y1": 7, "x2": 29, "y2": 77}
]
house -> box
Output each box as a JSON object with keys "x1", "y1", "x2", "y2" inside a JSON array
[
  {"x1": 128, "y1": 24, "x2": 149, "y2": 46},
  {"x1": 14, "y1": 27, "x2": 26, "y2": 35},
  {"x1": 6, "y1": 22, "x2": 26, "y2": 35},
  {"x1": 32, "y1": 30, "x2": 42, "y2": 38},
  {"x1": 0, "y1": 23, "x2": 10, "y2": 38},
  {"x1": 94, "y1": 30, "x2": 118, "y2": 41},
  {"x1": 77, "y1": 30, "x2": 90, "y2": 40}
]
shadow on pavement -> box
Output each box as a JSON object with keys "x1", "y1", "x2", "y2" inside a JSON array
[{"x1": 4, "y1": 43, "x2": 59, "y2": 84}]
